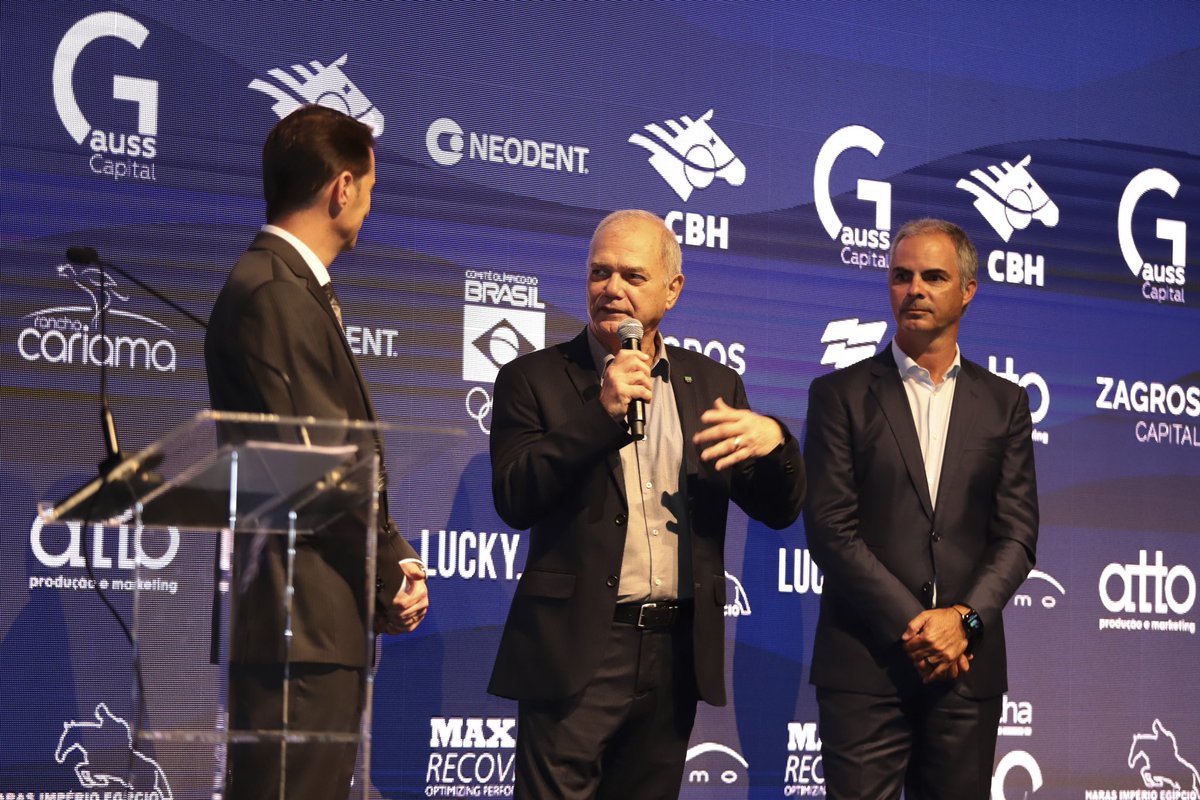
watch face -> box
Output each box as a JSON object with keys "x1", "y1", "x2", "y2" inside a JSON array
[{"x1": 963, "y1": 609, "x2": 983, "y2": 638}]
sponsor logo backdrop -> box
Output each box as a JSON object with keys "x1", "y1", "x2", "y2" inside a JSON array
[{"x1": 2, "y1": 2, "x2": 1198, "y2": 798}]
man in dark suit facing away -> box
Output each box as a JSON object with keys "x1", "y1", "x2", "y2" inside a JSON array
[
  {"x1": 205, "y1": 105, "x2": 429, "y2": 800},
  {"x1": 488, "y1": 209, "x2": 806, "y2": 799},
  {"x1": 804, "y1": 218, "x2": 1039, "y2": 799}
]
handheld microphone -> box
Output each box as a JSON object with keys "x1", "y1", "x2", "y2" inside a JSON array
[{"x1": 617, "y1": 318, "x2": 646, "y2": 441}]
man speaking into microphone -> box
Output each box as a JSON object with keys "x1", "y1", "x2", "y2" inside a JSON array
[{"x1": 487, "y1": 209, "x2": 805, "y2": 798}]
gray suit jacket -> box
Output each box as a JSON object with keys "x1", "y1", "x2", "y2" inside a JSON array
[{"x1": 205, "y1": 231, "x2": 416, "y2": 666}]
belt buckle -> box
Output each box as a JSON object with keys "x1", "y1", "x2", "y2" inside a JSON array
[{"x1": 636, "y1": 602, "x2": 658, "y2": 628}]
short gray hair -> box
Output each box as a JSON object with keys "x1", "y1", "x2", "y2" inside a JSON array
[
  {"x1": 889, "y1": 218, "x2": 978, "y2": 293},
  {"x1": 590, "y1": 209, "x2": 682, "y2": 281}
]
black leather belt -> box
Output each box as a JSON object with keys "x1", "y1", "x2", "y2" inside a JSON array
[{"x1": 613, "y1": 600, "x2": 691, "y2": 628}]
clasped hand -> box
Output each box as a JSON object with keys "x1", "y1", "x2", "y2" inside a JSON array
[
  {"x1": 377, "y1": 560, "x2": 429, "y2": 635},
  {"x1": 901, "y1": 608, "x2": 971, "y2": 683}
]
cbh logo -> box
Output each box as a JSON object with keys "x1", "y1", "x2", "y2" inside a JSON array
[
  {"x1": 53, "y1": 11, "x2": 159, "y2": 182},
  {"x1": 814, "y1": 125, "x2": 892, "y2": 270},
  {"x1": 249, "y1": 54, "x2": 384, "y2": 136},
  {"x1": 959, "y1": 155, "x2": 1059, "y2": 289},
  {"x1": 958, "y1": 155, "x2": 1059, "y2": 243},
  {"x1": 630, "y1": 110, "x2": 743, "y2": 250},
  {"x1": 1118, "y1": 168, "x2": 1187, "y2": 305}
]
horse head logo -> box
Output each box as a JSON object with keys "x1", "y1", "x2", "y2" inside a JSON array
[
  {"x1": 957, "y1": 155, "x2": 1059, "y2": 242},
  {"x1": 249, "y1": 53, "x2": 384, "y2": 136},
  {"x1": 629, "y1": 109, "x2": 746, "y2": 202}
]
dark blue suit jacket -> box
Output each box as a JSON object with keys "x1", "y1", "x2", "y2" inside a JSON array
[{"x1": 804, "y1": 346, "x2": 1038, "y2": 698}]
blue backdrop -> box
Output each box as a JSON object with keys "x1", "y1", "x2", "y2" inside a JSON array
[{"x1": 2, "y1": 2, "x2": 1198, "y2": 798}]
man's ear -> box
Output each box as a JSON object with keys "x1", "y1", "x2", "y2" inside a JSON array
[{"x1": 328, "y1": 170, "x2": 354, "y2": 214}]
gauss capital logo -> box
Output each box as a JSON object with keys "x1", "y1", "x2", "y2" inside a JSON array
[
  {"x1": 629, "y1": 109, "x2": 746, "y2": 202},
  {"x1": 1118, "y1": 168, "x2": 1187, "y2": 303},
  {"x1": 53, "y1": 12, "x2": 159, "y2": 164},
  {"x1": 814, "y1": 124, "x2": 892, "y2": 252}
]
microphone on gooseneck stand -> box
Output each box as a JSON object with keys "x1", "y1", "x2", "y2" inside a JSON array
[{"x1": 617, "y1": 318, "x2": 646, "y2": 441}]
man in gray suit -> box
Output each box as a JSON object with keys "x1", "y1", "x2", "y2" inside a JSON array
[
  {"x1": 804, "y1": 218, "x2": 1039, "y2": 799},
  {"x1": 205, "y1": 105, "x2": 428, "y2": 800}
]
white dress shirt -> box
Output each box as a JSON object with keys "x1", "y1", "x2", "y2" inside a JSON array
[{"x1": 891, "y1": 338, "x2": 961, "y2": 511}]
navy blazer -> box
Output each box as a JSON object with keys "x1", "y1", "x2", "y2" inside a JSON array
[
  {"x1": 804, "y1": 346, "x2": 1038, "y2": 698},
  {"x1": 488, "y1": 328, "x2": 805, "y2": 705}
]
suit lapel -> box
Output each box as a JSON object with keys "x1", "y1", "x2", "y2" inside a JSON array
[
  {"x1": 868, "y1": 350, "x2": 934, "y2": 520},
  {"x1": 669, "y1": 349, "x2": 701, "y2": 481},
  {"x1": 562, "y1": 330, "x2": 627, "y2": 504},
  {"x1": 934, "y1": 360, "x2": 979, "y2": 523},
  {"x1": 252, "y1": 232, "x2": 379, "y2": 421}
]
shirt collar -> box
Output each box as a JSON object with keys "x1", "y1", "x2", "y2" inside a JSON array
[
  {"x1": 261, "y1": 224, "x2": 332, "y2": 287},
  {"x1": 891, "y1": 338, "x2": 961, "y2": 383},
  {"x1": 586, "y1": 326, "x2": 671, "y2": 381}
]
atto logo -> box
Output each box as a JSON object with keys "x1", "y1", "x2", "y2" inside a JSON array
[
  {"x1": 724, "y1": 571, "x2": 751, "y2": 618},
  {"x1": 462, "y1": 269, "x2": 546, "y2": 434},
  {"x1": 785, "y1": 721, "x2": 825, "y2": 795},
  {"x1": 17, "y1": 263, "x2": 177, "y2": 372},
  {"x1": 778, "y1": 548, "x2": 824, "y2": 595},
  {"x1": 1098, "y1": 550, "x2": 1196, "y2": 635},
  {"x1": 1118, "y1": 168, "x2": 1188, "y2": 304},
  {"x1": 57, "y1": 703, "x2": 173, "y2": 799},
  {"x1": 684, "y1": 742, "x2": 749, "y2": 787},
  {"x1": 427, "y1": 716, "x2": 516, "y2": 793},
  {"x1": 814, "y1": 125, "x2": 891, "y2": 269},
  {"x1": 987, "y1": 356, "x2": 1050, "y2": 445},
  {"x1": 630, "y1": 109, "x2": 744, "y2": 250},
  {"x1": 991, "y1": 750, "x2": 1042, "y2": 800},
  {"x1": 250, "y1": 54, "x2": 384, "y2": 136},
  {"x1": 819, "y1": 318, "x2": 887, "y2": 370},
  {"x1": 1128, "y1": 719, "x2": 1200, "y2": 793},
  {"x1": 52, "y1": 11, "x2": 159, "y2": 182},
  {"x1": 425, "y1": 117, "x2": 590, "y2": 174},
  {"x1": 29, "y1": 518, "x2": 182, "y2": 595}
]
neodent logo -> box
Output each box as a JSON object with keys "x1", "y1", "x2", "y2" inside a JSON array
[
  {"x1": 425, "y1": 116, "x2": 590, "y2": 174},
  {"x1": 814, "y1": 125, "x2": 891, "y2": 269},
  {"x1": 53, "y1": 11, "x2": 159, "y2": 182}
]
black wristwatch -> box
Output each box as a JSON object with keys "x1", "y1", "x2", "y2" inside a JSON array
[{"x1": 959, "y1": 606, "x2": 984, "y2": 647}]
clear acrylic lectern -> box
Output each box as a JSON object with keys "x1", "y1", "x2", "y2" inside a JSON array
[{"x1": 40, "y1": 410, "x2": 386, "y2": 799}]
